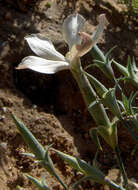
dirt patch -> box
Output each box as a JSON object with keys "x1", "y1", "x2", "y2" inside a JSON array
[{"x1": 0, "y1": 0, "x2": 137, "y2": 189}]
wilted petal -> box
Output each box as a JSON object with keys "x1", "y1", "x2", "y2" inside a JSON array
[
  {"x1": 62, "y1": 13, "x2": 85, "y2": 50},
  {"x1": 92, "y1": 14, "x2": 108, "y2": 46},
  {"x1": 25, "y1": 34, "x2": 66, "y2": 61},
  {"x1": 70, "y1": 32, "x2": 93, "y2": 59},
  {"x1": 16, "y1": 56, "x2": 70, "y2": 74}
]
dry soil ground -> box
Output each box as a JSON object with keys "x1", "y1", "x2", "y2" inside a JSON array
[{"x1": 0, "y1": 0, "x2": 138, "y2": 189}]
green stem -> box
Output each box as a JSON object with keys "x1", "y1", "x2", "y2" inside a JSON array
[
  {"x1": 71, "y1": 58, "x2": 111, "y2": 128},
  {"x1": 71, "y1": 58, "x2": 118, "y2": 149},
  {"x1": 115, "y1": 146, "x2": 129, "y2": 189}
]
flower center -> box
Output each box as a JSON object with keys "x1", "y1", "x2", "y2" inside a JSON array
[{"x1": 69, "y1": 32, "x2": 93, "y2": 60}]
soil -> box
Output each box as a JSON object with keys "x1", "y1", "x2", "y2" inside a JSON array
[{"x1": 0, "y1": 0, "x2": 138, "y2": 189}]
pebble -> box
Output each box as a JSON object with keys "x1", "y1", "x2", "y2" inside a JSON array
[
  {"x1": 0, "y1": 142, "x2": 7, "y2": 151},
  {"x1": 0, "y1": 115, "x2": 5, "y2": 121},
  {"x1": 8, "y1": 167, "x2": 12, "y2": 171},
  {"x1": 2, "y1": 107, "x2": 7, "y2": 114},
  {"x1": 32, "y1": 104, "x2": 37, "y2": 109}
]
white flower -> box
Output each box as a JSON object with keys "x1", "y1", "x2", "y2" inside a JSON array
[{"x1": 16, "y1": 14, "x2": 108, "y2": 74}]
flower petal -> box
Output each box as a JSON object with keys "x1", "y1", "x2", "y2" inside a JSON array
[
  {"x1": 70, "y1": 32, "x2": 93, "y2": 59},
  {"x1": 25, "y1": 34, "x2": 66, "y2": 61},
  {"x1": 16, "y1": 56, "x2": 70, "y2": 74},
  {"x1": 91, "y1": 14, "x2": 108, "y2": 46},
  {"x1": 62, "y1": 13, "x2": 85, "y2": 50}
]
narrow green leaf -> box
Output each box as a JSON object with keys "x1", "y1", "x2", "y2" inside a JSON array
[
  {"x1": 94, "y1": 59, "x2": 115, "y2": 82},
  {"x1": 76, "y1": 158, "x2": 125, "y2": 190},
  {"x1": 21, "y1": 152, "x2": 35, "y2": 158},
  {"x1": 127, "y1": 56, "x2": 131, "y2": 69},
  {"x1": 102, "y1": 88, "x2": 122, "y2": 118},
  {"x1": 26, "y1": 174, "x2": 44, "y2": 189},
  {"x1": 105, "y1": 46, "x2": 117, "y2": 62},
  {"x1": 41, "y1": 173, "x2": 48, "y2": 187},
  {"x1": 72, "y1": 173, "x2": 125, "y2": 190},
  {"x1": 117, "y1": 100, "x2": 125, "y2": 112},
  {"x1": 53, "y1": 149, "x2": 82, "y2": 172},
  {"x1": 122, "y1": 93, "x2": 129, "y2": 114},
  {"x1": 114, "y1": 146, "x2": 129, "y2": 188},
  {"x1": 128, "y1": 61, "x2": 134, "y2": 79},
  {"x1": 128, "y1": 92, "x2": 135, "y2": 115},
  {"x1": 93, "y1": 59, "x2": 105, "y2": 65},
  {"x1": 91, "y1": 45, "x2": 106, "y2": 62},
  {"x1": 42, "y1": 145, "x2": 68, "y2": 190},
  {"x1": 12, "y1": 114, "x2": 45, "y2": 160},
  {"x1": 76, "y1": 157, "x2": 105, "y2": 182},
  {"x1": 85, "y1": 71, "x2": 108, "y2": 97},
  {"x1": 129, "y1": 91, "x2": 138, "y2": 108},
  {"x1": 92, "y1": 150, "x2": 99, "y2": 167},
  {"x1": 88, "y1": 99, "x2": 111, "y2": 127},
  {"x1": 42, "y1": 144, "x2": 57, "y2": 176},
  {"x1": 98, "y1": 124, "x2": 118, "y2": 149},
  {"x1": 112, "y1": 60, "x2": 129, "y2": 77},
  {"x1": 26, "y1": 174, "x2": 50, "y2": 190},
  {"x1": 84, "y1": 63, "x2": 97, "y2": 70},
  {"x1": 132, "y1": 57, "x2": 137, "y2": 71},
  {"x1": 91, "y1": 45, "x2": 116, "y2": 82},
  {"x1": 126, "y1": 56, "x2": 138, "y2": 88},
  {"x1": 88, "y1": 100, "x2": 99, "y2": 110},
  {"x1": 89, "y1": 128, "x2": 102, "y2": 150}
]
